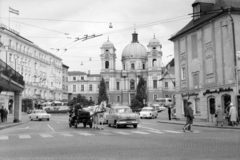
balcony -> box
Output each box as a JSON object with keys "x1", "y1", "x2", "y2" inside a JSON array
[{"x1": 0, "y1": 59, "x2": 25, "y2": 86}]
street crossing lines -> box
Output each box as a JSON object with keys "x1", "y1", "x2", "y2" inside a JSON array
[
  {"x1": 0, "y1": 136, "x2": 8, "y2": 140},
  {"x1": 59, "y1": 133, "x2": 73, "y2": 137},
  {"x1": 114, "y1": 131, "x2": 131, "y2": 135},
  {"x1": 98, "y1": 132, "x2": 112, "y2": 135},
  {"x1": 78, "y1": 132, "x2": 94, "y2": 136},
  {"x1": 147, "y1": 130, "x2": 164, "y2": 134},
  {"x1": 131, "y1": 131, "x2": 150, "y2": 135},
  {"x1": 19, "y1": 135, "x2": 31, "y2": 139},
  {"x1": 40, "y1": 134, "x2": 53, "y2": 138},
  {"x1": 163, "y1": 130, "x2": 183, "y2": 134}
]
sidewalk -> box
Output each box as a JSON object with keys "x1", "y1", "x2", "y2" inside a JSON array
[
  {"x1": 0, "y1": 112, "x2": 30, "y2": 130},
  {"x1": 157, "y1": 119, "x2": 240, "y2": 130}
]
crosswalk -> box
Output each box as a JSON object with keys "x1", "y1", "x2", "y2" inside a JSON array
[{"x1": 0, "y1": 129, "x2": 200, "y2": 141}]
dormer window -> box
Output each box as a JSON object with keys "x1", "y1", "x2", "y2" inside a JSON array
[{"x1": 193, "y1": 4, "x2": 200, "y2": 20}]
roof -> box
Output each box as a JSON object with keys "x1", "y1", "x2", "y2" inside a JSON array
[
  {"x1": 62, "y1": 64, "x2": 69, "y2": 69},
  {"x1": 88, "y1": 74, "x2": 101, "y2": 77},
  {"x1": 169, "y1": 0, "x2": 240, "y2": 41},
  {"x1": 166, "y1": 58, "x2": 174, "y2": 67},
  {"x1": 122, "y1": 43, "x2": 147, "y2": 59},
  {"x1": 102, "y1": 40, "x2": 114, "y2": 48},
  {"x1": 68, "y1": 71, "x2": 87, "y2": 76}
]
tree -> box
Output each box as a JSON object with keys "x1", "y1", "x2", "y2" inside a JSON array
[
  {"x1": 68, "y1": 94, "x2": 93, "y2": 108},
  {"x1": 135, "y1": 76, "x2": 147, "y2": 108},
  {"x1": 98, "y1": 77, "x2": 108, "y2": 105},
  {"x1": 130, "y1": 99, "x2": 142, "y2": 111}
]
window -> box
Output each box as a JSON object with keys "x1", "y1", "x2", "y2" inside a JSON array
[
  {"x1": 89, "y1": 84, "x2": 92, "y2": 91},
  {"x1": 152, "y1": 59, "x2": 157, "y2": 67},
  {"x1": 66, "y1": 77, "x2": 68, "y2": 82},
  {"x1": 105, "y1": 61, "x2": 109, "y2": 69},
  {"x1": 123, "y1": 64, "x2": 125, "y2": 70},
  {"x1": 73, "y1": 77, "x2": 76, "y2": 81},
  {"x1": 131, "y1": 63, "x2": 135, "y2": 69},
  {"x1": 180, "y1": 39, "x2": 185, "y2": 54},
  {"x1": 81, "y1": 85, "x2": 84, "y2": 91},
  {"x1": 165, "y1": 82, "x2": 168, "y2": 88},
  {"x1": 193, "y1": 72, "x2": 199, "y2": 88},
  {"x1": 81, "y1": 76, "x2": 84, "y2": 80},
  {"x1": 181, "y1": 66, "x2": 186, "y2": 80},
  {"x1": 63, "y1": 85, "x2": 65, "y2": 90},
  {"x1": 193, "y1": 4, "x2": 200, "y2": 20},
  {"x1": 73, "y1": 85, "x2": 76, "y2": 92},
  {"x1": 153, "y1": 94, "x2": 157, "y2": 101},
  {"x1": 153, "y1": 80, "x2": 157, "y2": 88},
  {"x1": 9, "y1": 39, "x2": 12, "y2": 48},
  {"x1": 116, "y1": 82, "x2": 120, "y2": 90},
  {"x1": 106, "y1": 82, "x2": 109, "y2": 90},
  {"x1": 117, "y1": 96, "x2": 120, "y2": 102},
  {"x1": 34, "y1": 62, "x2": 37, "y2": 69},
  {"x1": 63, "y1": 76, "x2": 65, "y2": 82},
  {"x1": 16, "y1": 43, "x2": 18, "y2": 50},
  {"x1": 195, "y1": 98, "x2": 201, "y2": 114},
  {"x1": 143, "y1": 63, "x2": 145, "y2": 69},
  {"x1": 66, "y1": 85, "x2": 68, "y2": 91},
  {"x1": 191, "y1": 34, "x2": 198, "y2": 59},
  {"x1": 130, "y1": 79, "x2": 135, "y2": 90}
]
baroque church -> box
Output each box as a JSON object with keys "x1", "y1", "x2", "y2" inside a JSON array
[{"x1": 68, "y1": 31, "x2": 168, "y2": 106}]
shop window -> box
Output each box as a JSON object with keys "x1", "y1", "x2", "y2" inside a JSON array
[{"x1": 195, "y1": 98, "x2": 201, "y2": 114}]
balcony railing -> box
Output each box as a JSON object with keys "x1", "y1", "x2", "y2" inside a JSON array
[{"x1": 0, "y1": 59, "x2": 25, "y2": 86}]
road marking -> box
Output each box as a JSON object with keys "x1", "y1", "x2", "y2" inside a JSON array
[
  {"x1": 131, "y1": 131, "x2": 150, "y2": 134},
  {"x1": 142, "y1": 122, "x2": 157, "y2": 125},
  {"x1": 163, "y1": 130, "x2": 183, "y2": 134},
  {"x1": 78, "y1": 132, "x2": 94, "y2": 136},
  {"x1": 16, "y1": 126, "x2": 29, "y2": 129},
  {"x1": 48, "y1": 124, "x2": 55, "y2": 132},
  {"x1": 98, "y1": 132, "x2": 112, "y2": 135},
  {"x1": 59, "y1": 133, "x2": 73, "y2": 137},
  {"x1": 147, "y1": 130, "x2": 164, "y2": 134},
  {"x1": 138, "y1": 125, "x2": 159, "y2": 131},
  {"x1": 56, "y1": 121, "x2": 67, "y2": 123},
  {"x1": 0, "y1": 136, "x2": 8, "y2": 140},
  {"x1": 19, "y1": 135, "x2": 31, "y2": 139},
  {"x1": 39, "y1": 134, "x2": 53, "y2": 138},
  {"x1": 114, "y1": 131, "x2": 131, "y2": 135}
]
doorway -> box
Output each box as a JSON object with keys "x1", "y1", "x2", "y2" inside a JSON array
[
  {"x1": 221, "y1": 94, "x2": 231, "y2": 114},
  {"x1": 207, "y1": 96, "x2": 215, "y2": 122},
  {"x1": 8, "y1": 99, "x2": 13, "y2": 114}
]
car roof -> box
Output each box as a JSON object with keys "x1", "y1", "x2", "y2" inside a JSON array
[{"x1": 112, "y1": 106, "x2": 130, "y2": 109}]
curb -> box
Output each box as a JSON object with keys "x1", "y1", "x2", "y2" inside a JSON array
[
  {"x1": 157, "y1": 121, "x2": 240, "y2": 130},
  {"x1": 0, "y1": 121, "x2": 29, "y2": 131}
]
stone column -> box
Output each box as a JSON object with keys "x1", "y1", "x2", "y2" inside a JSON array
[{"x1": 13, "y1": 92, "x2": 22, "y2": 123}]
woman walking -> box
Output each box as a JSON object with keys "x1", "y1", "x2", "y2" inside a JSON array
[
  {"x1": 215, "y1": 105, "x2": 224, "y2": 127},
  {"x1": 229, "y1": 104, "x2": 238, "y2": 126}
]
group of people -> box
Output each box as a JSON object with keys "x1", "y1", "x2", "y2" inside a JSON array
[
  {"x1": 0, "y1": 106, "x2": 8, "y2": 122},
  {"x1": 211, "y1": 102, "x2": 238, "y2": 127}
]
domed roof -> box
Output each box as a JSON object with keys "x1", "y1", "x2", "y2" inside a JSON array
[
  {"x1": 122, "y1": 43, "x2": 147, "y2": 59},
  {"x1": 149, "y1": 38, "x2": 160, "y2": 46},
  {"x1": 102, "y1": 40, "x2": 114, "y2": 48}
]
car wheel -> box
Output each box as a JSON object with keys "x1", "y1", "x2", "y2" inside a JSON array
[
  {"x1": 133, "y1": 125, "x2": 137, "y2": 128},
  {"x1": 89, "y1": 123, "x2": 92, "y2": 128},
  {"x1": 108, "y1": 123, "x2": 111, "y2": 127},
  {"x1": 83, "y1": 123, "x2": 87, "y2": 128},
  {"x1": 47, "y1": 119, "x2": 50, "y2": 121}
]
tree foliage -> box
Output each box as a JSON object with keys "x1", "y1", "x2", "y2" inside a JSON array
[
  {"x1": 135, "y1": 76, "x2": 147, "y2": 108},
  {"x1": 98, "y1": 77, "x2": 108, "y2": 105},
  {"x1": 68, "y1": 94, "x2": 95, "y2": 109}
]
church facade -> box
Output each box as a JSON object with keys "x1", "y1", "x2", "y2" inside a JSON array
[{"x1": 68, "y1": 32, "x2": 168, "y2": 106}]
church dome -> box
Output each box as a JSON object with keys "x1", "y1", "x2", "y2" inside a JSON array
[
  {"x1": 102, "y1": 40, "x2": 114, "y2": 48},
  {"x1": 149, "y1": 38, "x2": 160, "y2": 46},
  {"x1": 122, "y1": 32, "x2": 147, "y2": 59}
]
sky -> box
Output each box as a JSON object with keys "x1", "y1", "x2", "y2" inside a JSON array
[{"x1": 0, "y1": 0, "x2": 194, "y2": 74}]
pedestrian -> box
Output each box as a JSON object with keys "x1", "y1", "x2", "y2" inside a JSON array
[
  {"x1": 229, "y1": 103, "x2": 238, "y2": 126},
  {"x1": 0, "y1": 106, "x2": 5, "y2": 122},
  {"x1": 183, "y1": 101, "x2": 194, "y2": 132},
  {"x1": 210, "y1": 102, "x2": 216, "y2": 122},
  {"x1": 168, "y1": 105, "x2": 171, "y2": 121},
  {"x1": 4, "y1": 108, "x2": 8, "y2": 122},
  {"x1": 215, "y1": 105, "x2": 224, "y2": 127},
  {"x1": 225, "y1": 101, "x2": 231, "y2": 125}
]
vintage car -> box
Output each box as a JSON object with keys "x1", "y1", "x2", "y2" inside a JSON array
[
  {"x1": 139, "y1": 107, "x2": 158, "y2": 119},
  {"x1": 29, "y1": 109, "x2": 51, "y2": 121},
  {"x1": 106, "y1": 106, "x2": 139, "y2": 128}
]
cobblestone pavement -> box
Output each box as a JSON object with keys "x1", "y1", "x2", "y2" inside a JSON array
[{"x1": 0, "y1": 114, "x2": 239, "y2": 160}]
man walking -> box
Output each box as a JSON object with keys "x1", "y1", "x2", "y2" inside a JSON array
[
  {"x1": 183, "y1": 101, "x2": 194, "y2": 132},
  {"x1": 0, "y1": 106, "x2": 5, "y2": 122},
  {"x1": 168, "y1": 106, "x2": 171, "y2": 121},
  {"x1": 4, "y1": 108, "x2": 8, "y2": 122}
]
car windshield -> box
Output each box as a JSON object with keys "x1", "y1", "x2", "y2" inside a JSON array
[
  {"x1": 115, "y1": 108, "x2": 132, "y2": 113},
  {"x1": 142, "y1": 108, "x2": 153, "y2": 111}
]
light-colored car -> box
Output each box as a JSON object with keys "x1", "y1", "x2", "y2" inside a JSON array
[
  {"x1": 106, "y1": 106, "x2": 139, "y2": 128},
  {"x1": 140, "y1": 107, "x2": 158, "y2": 119},
  {"x1": 58, "y1": 106, "x2": 70, "y2": 111},
  {"x1": 158, "y1": 105, "x2": 166, "y2": 112},
  {"x1": 29, "y1": 110, "x2": 51, "y2": 121}
]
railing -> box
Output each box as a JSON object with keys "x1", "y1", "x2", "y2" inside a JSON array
[{"x1": 0, "y1": 59, "x2": 25, "y2": 86}]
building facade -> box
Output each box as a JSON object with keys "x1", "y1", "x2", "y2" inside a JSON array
[
  {"x1": 68, "y1": 32, "x2": 171, "y2": 106},
  {"x1": 170, "y1": 0, "x2": 240, "y2": 122},
  {"x1": 62, "y1": 64, "x2": 69, "y2": 101},
  {"x1": 0, "y1": 24, "x2": 63, "y2": 112}
]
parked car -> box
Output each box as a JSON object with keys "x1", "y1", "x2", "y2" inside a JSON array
[
  {"x1": 106, "y1": 106, "x2": 139, "y2": 128},
  {"x1": 58, "y1": 106, "x2": 70, "y2": 111},
  {"x1": 29, "y1": 109, "x2": 51, "y2": 121},
  {"x1": 139, "y1": 107, "x2": 158, "y2": 119}
]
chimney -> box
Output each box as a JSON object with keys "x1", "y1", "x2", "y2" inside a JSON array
[
  {"x1": 132, "y1": 32, "x2": 139, "y2": 43},
  {"x1": 88, "y1": 70, "x2": 90, "y2": 75}
]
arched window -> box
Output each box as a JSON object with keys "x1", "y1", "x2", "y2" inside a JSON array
[
  {"x1": 152, "y1": 59, "x2": 157, "y2": 67},
  {"x1": 105, "y1": 61, "x2": 109, "y2": 69}
]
